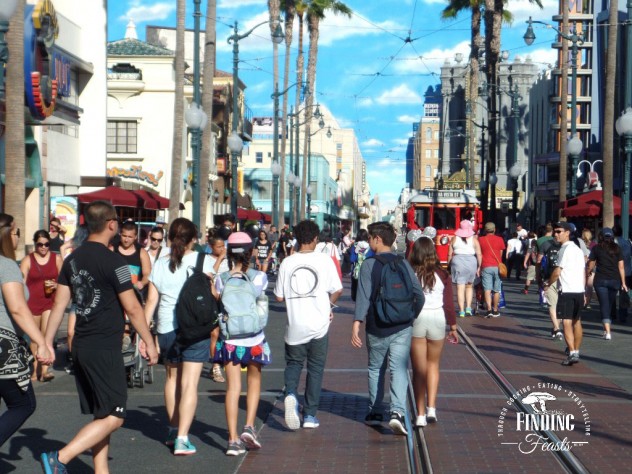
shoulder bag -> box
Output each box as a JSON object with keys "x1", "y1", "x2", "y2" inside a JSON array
[{"x1": 485, "y1": 237, "x2": 507, "y2": 278}]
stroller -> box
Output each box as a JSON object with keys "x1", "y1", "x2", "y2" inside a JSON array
[{"x1": 122, "y1": 320, "x2": 154, "y2": 388}]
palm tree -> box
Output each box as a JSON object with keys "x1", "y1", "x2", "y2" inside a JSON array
[
  {"x1": 278, "y1": 0, "x2": 297, "y2": 226},
  {"x1": 169, "y1": 0, "x2": 186, "y2": 224},
  {"x1": 200, "y1": 0, "x2": 217, "y2": 232},
  {"x1": 602, "y1": 0, "x2": 618, "y2": 227},
  {"x1": 300, "y1": 0, "x2": 351, "y2": 220},
  {"x1": 268, "y1": 0, "x2": 281, "y2": 226},
  {"x1": 5, "y1": 0, "x2": 25, "y2": 257},
  {"x1": 292, "y1": 1, "x2": 307, "y2": 225}
]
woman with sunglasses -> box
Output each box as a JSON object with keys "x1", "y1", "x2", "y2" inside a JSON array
[
  {"x1": 0, "y1": 214, "x2": 51, "y2": 446},
  {"x1": 19, "y1": 230, "x2": 62, "y2": 382}
]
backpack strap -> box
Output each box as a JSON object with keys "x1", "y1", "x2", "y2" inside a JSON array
[
  {"x1": 369, "y1": 254, "x2": 398, "y2": 303},
  {"x1": 195, "y1": 251, "x2": 205, "y2": 272}
]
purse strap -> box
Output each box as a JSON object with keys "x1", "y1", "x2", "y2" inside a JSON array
[{"x1": 484, "y1": 237, "x2": 502, "y2": 266}]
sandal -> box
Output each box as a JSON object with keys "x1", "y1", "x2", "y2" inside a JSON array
[
  {"x1": 40, "y1": 372, "x2": 55, "y2": 382},
  {"x1": 211, "y1": 365, "x2": 225, "y2": 383}
]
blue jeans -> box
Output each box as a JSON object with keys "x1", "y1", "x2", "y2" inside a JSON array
[
  {"x1": 366, "y1": 327, "x2": 412, "y2": 416},
  {"x1": 0, "y1": 379, "x2": 36, "y2": 447},
  {"x1": 594, "y1": 279, "x2": 619, "y2": 324},
  {"x1": 284, "y1": 334, "x2": 329, "y2": 417}
]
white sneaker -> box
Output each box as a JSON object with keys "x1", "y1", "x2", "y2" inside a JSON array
[
  {"x1": 604, "y1": 332, "x2": 612, "y2": 340},
  {"x1": 427, "y1": 407, "x2": 437, "y2": 423},
  {"x1": 415, "y1": 415, "x2": 427, "y2": 427}
]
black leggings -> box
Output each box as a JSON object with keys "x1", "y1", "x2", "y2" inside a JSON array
[{"x1": 0, "y1": 378, "x2": 36, "y2": 447}]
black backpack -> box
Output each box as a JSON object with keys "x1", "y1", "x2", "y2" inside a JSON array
[
  {"x1": 541, "y1": 241, "x2": 561, "y2": 279},
  {"x1": 370, "y1": 254, "x2": 420, "y2": 326},
  {"x1": 175, "y1": 252, "x2": 219, "y2": 345}
]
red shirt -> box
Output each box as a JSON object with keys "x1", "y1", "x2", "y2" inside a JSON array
[{"x1": 479, "y1": 234, "x2": 506, "y2": 268}]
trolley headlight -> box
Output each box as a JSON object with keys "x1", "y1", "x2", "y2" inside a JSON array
[{"x1": 439, "y1": 235, "x2": 450, "y2": 246}]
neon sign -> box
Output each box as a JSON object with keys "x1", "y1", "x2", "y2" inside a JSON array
[
  {"x1": 24, "y1": 0, "x2": 59, "y2": 120},
  {"x1": 107, "y1": 166, "x2": 164, "y2": 187}
]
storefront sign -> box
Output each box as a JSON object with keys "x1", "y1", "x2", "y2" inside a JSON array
[
  {"x1": 24, "y1": 0, "x2": 60, "y2": 120},
  {"x1": 107, "y1": 166, "x2": 164, "y2": 187}
]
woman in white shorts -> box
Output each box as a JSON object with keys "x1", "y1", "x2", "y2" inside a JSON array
[{"x1": 408, "y1": 237, "x2": 458, "y2": 427}]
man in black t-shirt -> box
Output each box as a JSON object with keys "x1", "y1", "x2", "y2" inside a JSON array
[{"x1": 41, "y1": 201, "x2": 158, "y2": 474}]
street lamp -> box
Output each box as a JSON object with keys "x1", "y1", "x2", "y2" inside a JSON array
[
  {"x1": 228, "y1": 18, "x2": 284, "y2": 219},
  {"x1": 184, "y1": 101, "x2": 208, "y2": 229},
  {"x1": 616, "y1": 108, "x2": 632, "y2": 238},
  {"x1": 509, "y1": 163, "x2": 522, "y2": 225},
  {"x1": 524, "y1": 16, "x2": 584, "y2": 197},
  {"x1": 575, "y1": 159, "x2": 603, "y2": 192},
  {"x1": 271, "y1": 160, "x2": 282, "y2": 227},
  {"x1": 306, "y1": 185, "x2": 313, "y2": 219}
]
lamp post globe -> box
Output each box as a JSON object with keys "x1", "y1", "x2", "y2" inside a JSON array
[
  {"x1": 567, "y1": 136, "x2": 583, "y2": 157},
  {"x1": 184, "y1": 102, "x2": 208, "y2": 229},
  {"x1": 228, "y1": 130, "x2": 244, "y2": 219},
  {"x1": 0, "y1": 0, "x2": 17, "y2": 20},
  {"x1": 489, "y1": 173, "x2": 498, "y2": 186}
]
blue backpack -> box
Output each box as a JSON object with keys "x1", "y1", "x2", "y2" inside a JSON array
[
  {"x1": 219, "y1": 269, "x2": 268, "y2": 339},
  {"x1": 369, "y1": 254, "x2": 419, "y2": 326}
]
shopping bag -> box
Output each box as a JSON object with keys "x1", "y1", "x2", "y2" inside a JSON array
[{"x1": 498, "y1": 285, "x2": 506, "y2": 309}]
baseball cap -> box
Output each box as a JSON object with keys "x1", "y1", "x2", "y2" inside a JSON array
[
  {"x1": 554, "y1": 222, "x2": 573, "y2": 232},
  {"x1": 227, "y1": 231, "x2": 253, "y2": 254},
  {"x1": 484, "y1": 222, "x2": 496, "y2": 233},
  {"x1": 602, "y1": 227, "x2": 614, "y2": 238},
  {"x1": 155, "y1": 216, "x2": 166, "y2": 224}
]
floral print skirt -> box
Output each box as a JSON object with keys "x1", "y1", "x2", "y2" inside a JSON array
[{"x1": 213, "y1": 339, "x2": 272, "y2": 367}]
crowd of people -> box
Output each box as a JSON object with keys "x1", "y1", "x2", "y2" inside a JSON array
[{"x1": 1, "y1": 205, "x2": 629, "y2": 472}]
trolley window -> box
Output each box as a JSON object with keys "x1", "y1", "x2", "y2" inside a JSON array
[
  {"x1": 432, "y1": 207, "x2": 457, "y2": 230},
  {"x1": 414, "y1": 208, "x2": 430, "y2": 228}
]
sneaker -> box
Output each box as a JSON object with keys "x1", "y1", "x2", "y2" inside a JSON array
[
  {"x1": 415, "y1": 415, "x2": 427, "y2": 427},
  {"x1": 303, "y1": 415, "x2": 320, "y2": 429},
  {"x1": 284, "y1": 393, "x2": 301, "y2": 430},
  {"x1": 427, "y1": 407, "x2": 437, "y2": 423},
  {"x1": 561, "y1": 353, "x2": 580, "y2": 366},
  {"x1": 364, "y1": 412, "x2": 383, "y2": 426},
  {"x1": 465, "y1": 307, "x2": 473, "y2": 317},
  {"x1": 492, "y1": 311, "x2": 500, "y2": 318},
  {"x1": 388, "y1": 412, "x2": 408, "y2": 435},
  {"x1": 64, "y1": 363, "x2": 74, "y2": 375},
  {"x1": 173, "y1": 438, "x2": 196, "y2": 456},
  {"x1": 565, "y1": 346, "x2": 570, "y2": 355},
  {"x1": 521, "y1": 289, "x2": 528, "y2": 295},
  {"x1": 40, "y1": 451, "x2": 68, "y2": 474},
  {"x1": 458, "y1": 311, "x2": 465, "y2": 318},
  {"x1": 485, "y1": 311, "x2": 494, "y2": 319},
  {"x1": 585, "y1": 304, "x2": 592, "y2": 310},
  {"x1": 603, "y1": 332, "x2": 612, "y2": 341},
  {"x1": 226, "y1": 440, "x2": 246, "y2": 456},
  {"x1": 555, "y1": 329, "x2": 564, "y2": 340},
  {"x1": 240, "y1": 425, "x2": 262, "y2": 449},
  {"x1": 165, "y1": 427, "x2": 177, "y2": 447}
]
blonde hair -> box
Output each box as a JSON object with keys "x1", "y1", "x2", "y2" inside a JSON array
[{"x1": 581, "y1": 229, "x2": 593, "y2": 246}]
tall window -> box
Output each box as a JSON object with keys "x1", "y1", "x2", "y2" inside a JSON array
[
  {"x1": 107, "y1": 121, "x2": 137, "y2": 153},
  {"x1": 425, "y1": 165, "x2": 432, "y2": 181},
  {"x1": 256, "y1": 152, "x2": 263, "y2": 163},
  {"x1": 425, "y1": 127, "x2": 432, "y2": 143}
]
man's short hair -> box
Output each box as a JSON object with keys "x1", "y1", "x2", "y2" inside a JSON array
[
  {"x1": 84, "y1": 201, "x2": 116, "y2": 234},
  {"x1": 294, "y1": 220, "x2": 320, "y2": 246},
  {"x1": 121, "y1": 221, "x2": 137, "y2": 233},
  {"x1": 150, "y1": 226, "x2": 164, "y2": 236},
  {"x1": 368, "y1": 222, "x2": 396, "y2": 247},
  {"x1": 545, "y1": 223, "x2": 553, "y2": 234}
]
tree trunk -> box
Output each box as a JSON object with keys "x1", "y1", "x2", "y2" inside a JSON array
[
  {"x1": 279, "y1": 2, "x2": 296, "y2": 227},
  {"x1": 5, "y1": 1, "x2": 25, "y2": 258},
  {"x1": 293, "y1": 11, "x2": 306, "y2": 225},
  {"x1": 169, "y1": 0, "x2": 186, "y2": 224},
  {"x1": 268, "y1": 0, "x2": 281, "y2": 226},
  {"x1": 558, "y1": 0, "x2": 569, "y2": 218},
  {"x1": 301, "y1": 13, "x2": 320, "y2": 221},
  {"x1": 602, "y1": 0, "x2": 618, "y2": 226},
  {"x1": 200, "y1": 0, "x2": 216, "y2": 232},
  {"x1": 469, "y1": 6, "x2": 481, "y2": 188}
]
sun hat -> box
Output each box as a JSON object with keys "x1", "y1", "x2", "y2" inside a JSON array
[
  {"x1": 455, "y1": 220, "x2": 475, "y2": 238},
  {"x1": 227, "y1": 231, "x2": 253, "y2": 254}
]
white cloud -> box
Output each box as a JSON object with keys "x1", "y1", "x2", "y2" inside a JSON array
[
  {"x1": 520, "y1": 47, "x2": 558, "y2": 72},
  {"x1": 218, "y1": 0, "x2": 266, "y2": 9},
  {"x1": 393, "y1": 40, "x2": 471, "y2": 76},
  {"x1": 397, "y1": 114, "x2": 418, "y2": 123},
  {"x1": 317, "y1": 14, "x2": 400, "y2": 47},
  {"x1": 375, "y1": 84, "x2": 422, "y2": 105},
  {"x1": 119, "y1": 2, "x2": 175, "y2": 22},
  {"x1": 356, "y1": 97, "x2": 374, "y2": 108},
  {"x1": 363, "y1": 138, "x2": 385, "y2": 147},
  {"x1": 392, "y1": 137, "x2": 410, "y2": 146},
  {"x1": 509, "y1": 0, "x2": 559, "y2": 25}
]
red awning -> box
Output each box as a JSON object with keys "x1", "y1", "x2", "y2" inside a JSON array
[
  {"x1": 237, "y1": 208, "x2": 271, "y2": 223},
  {"x1": 132, "y1": 190, "x2": 170, "y2": 210},
  {"x1": 74, "y1": 186, "x2": 143, "y2": 208},
  {"x1": 561, "y1": 190, "x2": 625, "y2": 218}
]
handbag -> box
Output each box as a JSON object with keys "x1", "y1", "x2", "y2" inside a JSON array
[
  {"x1": 484, "y1": 237, "x2": 507, "y2": 278},
  {"x1": 322, "y1": 244, "x2": 342, "y2": 281}
]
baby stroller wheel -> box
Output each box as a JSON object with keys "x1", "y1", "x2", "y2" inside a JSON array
[
  {"x1": 126, "y1": 367, "x2": 134, "y2": 389},
  {"x1": 145, "y1": 365, "x2": 154, "y2": 384}
]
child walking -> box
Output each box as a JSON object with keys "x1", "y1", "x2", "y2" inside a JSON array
[{"x1": 214, "y1": 232, "x2": 270, "y2": 456}]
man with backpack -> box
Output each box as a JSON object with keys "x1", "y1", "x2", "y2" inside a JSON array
[
  {"x1": 351, "y1": 222, "x2": 425, "y2": 435},
  {"x1": 538, "y1": 229, "x2": 563, "y2": 339},
  {"x1": 275, "y1": 220, "x2": 343, "y2": 431}
]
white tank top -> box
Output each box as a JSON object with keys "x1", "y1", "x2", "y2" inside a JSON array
[
  {"x1": 421, "y1": 272, "x2": 445, "y2": 310},
  {"x1": 452, "y1": 236, "x2": 476, "y2": 256}
]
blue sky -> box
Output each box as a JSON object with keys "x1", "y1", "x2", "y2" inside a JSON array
[{"x1": 107, "y1": 0, "x2": 559, "y2": 212}]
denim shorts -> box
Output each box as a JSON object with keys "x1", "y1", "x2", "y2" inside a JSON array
[
  {"x1": 481, "y1": 267, "x2": 502, "y2": 293},
  {"x1": 157, "y1": 330, "x2": 210, "y2": 364}
]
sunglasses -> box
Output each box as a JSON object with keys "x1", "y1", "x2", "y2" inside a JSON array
[
  {"x1": 553, "y1": 229, "x2": 566, "y2": 234},
  {"x1": 36, "y1": 242, "x2": 50, "y2": 248},
  {"x1": 150, "y1": 237, "x2": 163, "y2": 243}
]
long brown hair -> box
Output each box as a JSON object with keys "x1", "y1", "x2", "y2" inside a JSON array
[
  {"x1": 168, "y1": 218, "x2": 196, "y2": 272},
  {"x1": 0, "y1": 213, "x2": 16, "y2": 260},
  {"x1": 408, "y1": 237, "x2": 445, "y2": 291}
]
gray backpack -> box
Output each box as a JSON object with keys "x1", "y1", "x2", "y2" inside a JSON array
[{"x1": 218, "y1": 269, "x2": 268, "y2": 339}]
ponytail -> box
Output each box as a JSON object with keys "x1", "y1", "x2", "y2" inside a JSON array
[{"x1": 167, "y1": 218, "x2": 196, "y2": 273}]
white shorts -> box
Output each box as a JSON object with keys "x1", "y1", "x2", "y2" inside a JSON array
[{"x1": 412, "y1": 307, "x2": 446, "y2": 340}]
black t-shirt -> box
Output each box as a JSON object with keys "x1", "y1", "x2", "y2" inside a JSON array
[
  {"x1": 277, "y1": 235, "x2": 288, "y2": 256},
  {"x1": 59, "y1": 241, "x2": 133, "y2": 349},
  {"x1": 255, "y1": 240, "x2": 272, "y2": 260},
  {"x1": 589, "y1": 244, "x2": 623, "y2": 283},
  {"x1": 49, "y1": 235, "x2": 64, "y2": 253}
]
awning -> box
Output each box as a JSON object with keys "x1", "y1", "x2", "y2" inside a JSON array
[
  {"x1": 74, "y1": 186, "x2": 169, "y2": 209},
  {"x1": 237, "y1": 208, "x2": 271, "y2": 223},
  {"x1": 132, "y1": 189, "x2": 169, "y2": 210},
  {"x1": 561, "y1": 190, "x2": 626, "y2": 218}
]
